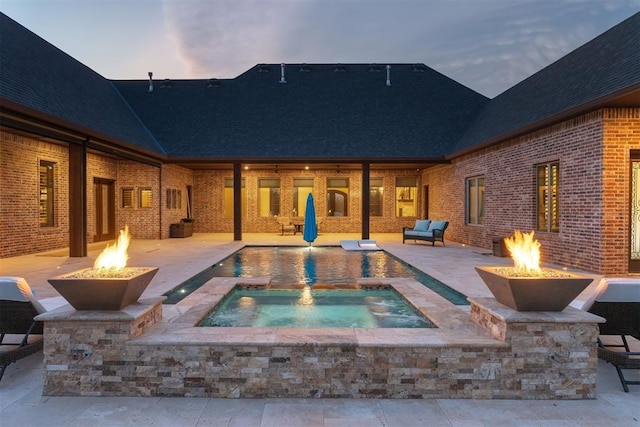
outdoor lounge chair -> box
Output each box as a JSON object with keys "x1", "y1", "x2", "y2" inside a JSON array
[
  {"x1": 597, "y1": 345, "x2": 640, "y2": 392},
  {"x1": 585, "y1": 278, "x2": 640, "y2": 392},
  {"x1": 275, "y1": 216, "x2": 296, "y2": 235},
  {"x1": 402, "y1": 220, "x2": 449, "y2": 246},
  {"x1": 0, "y1": 277, "x2": 46, "y2": 382}
]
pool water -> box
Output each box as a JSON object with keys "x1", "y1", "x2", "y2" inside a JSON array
[
  {"x1": 198, "y1": 287, "x2": 435, "y2": 328},
  {"x1": 164, "y1": 246, "x2": 468, "y2": 305}
]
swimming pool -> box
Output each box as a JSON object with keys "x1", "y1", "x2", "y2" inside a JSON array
[
  {"x1": 163, "y1": 246, "x2": 468, "y2": 305},
  {"x1": 198, "y1": 287, "x2": 435, "y2": 328}
]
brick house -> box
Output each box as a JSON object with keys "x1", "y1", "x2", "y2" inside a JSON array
[{"x1": 1, "y1": 12, "x2": 638, "y2": 275}]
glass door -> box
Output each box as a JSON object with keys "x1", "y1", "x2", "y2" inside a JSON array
[{"x1": 630, "y1": 159, "x2": 640, "y2": 272}]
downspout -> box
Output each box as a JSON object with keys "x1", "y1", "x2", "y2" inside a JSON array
[{"x1": 159, "y1": 165, "x2": 163, "y2": 239}]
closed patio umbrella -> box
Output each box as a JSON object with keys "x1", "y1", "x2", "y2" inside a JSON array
[{"x1": 303, "y1": 193, "x2": 318, "y2": 245}]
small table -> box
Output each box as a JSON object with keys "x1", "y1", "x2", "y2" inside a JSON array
[{"x1": 291, "y1": 218, "x2": 304, "y2": 235}]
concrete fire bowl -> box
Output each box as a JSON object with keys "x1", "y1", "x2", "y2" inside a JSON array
[
  {"x1": 48, "y1": 267, "x2": 158, "y2": 310},
  {"x1": 475, "y1": 266, "x2": 592, "y2": 311}
]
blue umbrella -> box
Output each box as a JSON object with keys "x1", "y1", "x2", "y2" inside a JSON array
[{"x1": 303, "y1": 193, "x2": 318, "y2": 245}]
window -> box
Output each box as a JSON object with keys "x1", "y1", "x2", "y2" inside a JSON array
[
  {"x1": 293, "y1": 178, "x2": 314, "y2": 217},
  {"x1": 395, "y1": 177, "x2": 417, "y2": 217},
  {"x1": 259, "y1": 178, "x2": 280, "y2": 217},
  {"x1": 536, "y1": 162, "x2": 559, "y2": 232},
  {"x1": 327, "y1": 178, "x2": 349, "y2": 216},
  {"x1": 122, "y1": 188, "x2": 134, "y2": 208},
  {"x1": 139, "y1": 188, "x2": 152, "y2": 208},
  {"x1": 39, "y1": 160, "x2": 55, "y2": 227},
  {"x1": 166, "y1": 188, "x2": 182, "y2": 210},
  {"x1": 466, "y1": 176, "x2": 485, "y2": 225},
  {"x1": 370, "y1": 178, "x2": 383, "y2": 216},
  {"x1": 223, "y1": 178, "x2": 246, "y2": 218}
]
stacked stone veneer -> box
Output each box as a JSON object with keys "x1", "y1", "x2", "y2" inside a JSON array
[{"x1": 38, "y1": 297, "x2": 602, "y2": 399}]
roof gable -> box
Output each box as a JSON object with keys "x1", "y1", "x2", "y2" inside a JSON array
[
  {"x1": 453, "y1": 12, "x2": 640, "y2": 154},
  {"x1": 0, "y1": 13, "x2": 164, "y2": 155}
]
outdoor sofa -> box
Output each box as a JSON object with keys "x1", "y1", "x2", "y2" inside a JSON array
[{"x1": 402, "y1": 219, "x2": 449, "y2": 246}]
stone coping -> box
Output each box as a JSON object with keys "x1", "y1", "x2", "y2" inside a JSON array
[
  {"x1": 35, "y1": 297, "x2": 166, "y2": 321},
  {"x1": 129, "y1": 278, "x2": 507, "y2": 348},
  {"x1": 470, "y1": 297, "x2": 605, "y2": 323}
]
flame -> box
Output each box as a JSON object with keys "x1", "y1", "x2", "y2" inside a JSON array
[
  {"x1": 503, "y1": 230, "x2": 541, "y2": 274},
  {"x1": 93, "y1": 226, "x2": 131, "y2": 271}
]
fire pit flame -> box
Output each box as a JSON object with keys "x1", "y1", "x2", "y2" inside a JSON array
[
  {"x1": 93, "y1": 225, "x2": 130, "y2": 272},
  {"x1": 504, "y1": 230, "x2": 541, "y2": 275}
]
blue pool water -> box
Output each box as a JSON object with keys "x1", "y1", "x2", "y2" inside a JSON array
[
  {"x1": 198, "y1": 288, "x2": 435, "y2": 328},
  {"x1": 163, "y1": 246, "x2": 468, "y2": 305}
]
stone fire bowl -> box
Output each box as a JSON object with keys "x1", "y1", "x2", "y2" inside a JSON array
[
  {"x1": 48, "y1": 267, "x2": 159, "y2": 310},
  {"x1": 475, "y1": 266, "x2": 593, "y2": 311}
]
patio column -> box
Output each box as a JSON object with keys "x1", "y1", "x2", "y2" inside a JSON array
[
  {"x1": 361, "y1": 162, "x2": 370, "y2": 240},
  {"x1": 233, "y1": 162, "x2": 242, "y2": 241},
  {"x1": 68, "y1": 140, "x2": 87, "y2": 257}
]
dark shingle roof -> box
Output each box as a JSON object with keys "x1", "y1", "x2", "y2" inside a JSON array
[
  {"x1": 1, "y1": 11, "x2": 638, "y2": 162},
  {"x1": 453, "y1": 12, "x2": 640, "y2": 154},
  {"x1": 113, "y1": 63, "x2": 488, "y2": 160},
  {"x1": 0, "y1": 13, "x2": 164, "y2": 155}
]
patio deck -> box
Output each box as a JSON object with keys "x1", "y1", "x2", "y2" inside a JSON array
[{"x1": 0, "y1": 233, "x2": 637, "y2": 424}]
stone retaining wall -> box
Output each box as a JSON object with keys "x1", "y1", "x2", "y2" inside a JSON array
[{"x1": 38, "y1": 296, "x2": 602, "y2": 399}]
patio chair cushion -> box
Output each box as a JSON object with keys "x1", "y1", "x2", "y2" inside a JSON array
[
  {"x1": 413, "y1": 220, "x2": 431, "y2": 232},
  {"x1": 428, "y1": 220, "x2": 448, "y2": 232},
  {"x1": 0, "y1": 277, "x2": 46, "y2": 314},
  {"x1": 404, "y1": 230, "x2": 434, "y2": 238}
]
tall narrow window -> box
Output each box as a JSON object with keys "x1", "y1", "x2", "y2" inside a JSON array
[
  {"x1": 370, "y1": 178, "x2": 383, "y2": 216},
  {"x1": 140, "y1": 188, "x2": 153, "y2": 208},
  {"x1": 223, "y1": 178, "x2": 246, "y2": 218},
  {"x1": 395, "y1": 177, "x2": 417, "y2": 217},
  {"x1": 327, "y1": 178, "x2": 349, "y2": 216},
  {"x1": 466, "y1": 176, "x2": 485, "y2": 225},
  {"x1": 259, "y1": 178, "x2": 280, "y2": 217},
  {"x1": 39, "y1": 160, "x2": 55, "y2": 227},
  {"x1": 122, "y1": 188, "x2": 134, "y2": 208},
  {"x1": 293, "y1": 178, "x2": 314, "y2": 217},
  {"x1": 536, "y1": 162, "x2": 559, "y2": 232}
]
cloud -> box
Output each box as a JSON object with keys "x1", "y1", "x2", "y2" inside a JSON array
[
  {"x1": 162, "y1": 0, "x2": 299, "y2": 77},
  {"x1": 161, "y1": 0, "x2": 639, "y2": 97}
]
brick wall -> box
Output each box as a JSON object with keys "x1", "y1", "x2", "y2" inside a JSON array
[
  {"x1": 159, "y1": 164, "x2": 194, "y2": 238},
  {"x1": 423, "y1": 108, "x2": 640, "y2": 275},
  {"x1": 3, "y1": 107, "x2": 638, "y2": 273},
  {"x1": 601, "y1": 108, "x2": 640, "y2": 273},
  {"x1": 0, "y1": 131, "x2": 69, "y2": 257},
  {"x1": 193, "y1": 168, "x2": 421, "y2": 234},
  {"x1": 116, "y1": 161, "x2": 161, "y2": 240}
]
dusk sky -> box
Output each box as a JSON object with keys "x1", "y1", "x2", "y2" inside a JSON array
[{"x1": 1, "y1": 0, "x2": 638, "y2": 97}]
